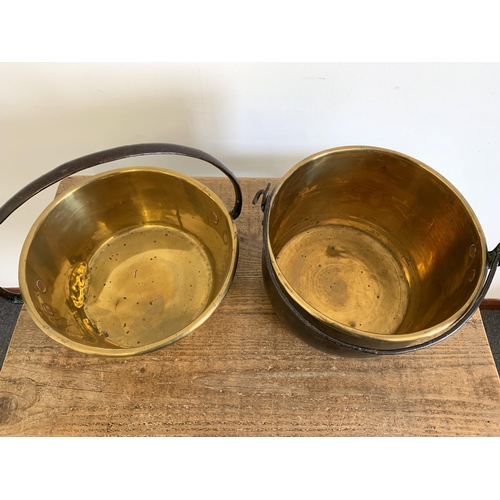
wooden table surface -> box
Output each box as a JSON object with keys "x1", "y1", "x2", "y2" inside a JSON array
[{"x1": 1, "y1": 176, "x2": 500, "y2": 436}]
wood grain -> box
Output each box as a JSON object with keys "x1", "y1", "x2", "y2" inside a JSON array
[{"x1": 1, "y1": 176, "x2": 500, "y2": 436}]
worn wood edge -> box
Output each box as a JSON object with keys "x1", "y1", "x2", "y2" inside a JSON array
[
  {"x1": 480, "y1": 299, "x2": 500, "y2": 310},
  {"x1": 3, "y1": 310, "x2": 500, "y2": 437}
]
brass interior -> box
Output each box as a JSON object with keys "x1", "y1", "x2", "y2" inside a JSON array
[
  {"x1": 267, "y1": 147, "x2": 486, "y2": 342},
  {"x1": 19, "y1": 167, "x2": 237, "y2": 356}
]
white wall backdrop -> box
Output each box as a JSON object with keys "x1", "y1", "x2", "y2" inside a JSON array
[{"x1": 1, "y1": 62, "x2": 499, "y2": 296}]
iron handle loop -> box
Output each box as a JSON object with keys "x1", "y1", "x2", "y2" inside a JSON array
[
  {"x1": 0, "y1": 143, "x2": 243, "y2": 304},
  {"x1": 252, "y1": 182, "x2": 271, "y2": 212}
]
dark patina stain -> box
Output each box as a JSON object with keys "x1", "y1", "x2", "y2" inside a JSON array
[{"x1": 326, "y1": 245, "x2": 347, "y2": 258}]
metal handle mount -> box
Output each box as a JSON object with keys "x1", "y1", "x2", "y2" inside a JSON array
[{"x1": 252, "y1": 183, "x2": 271, "y2": 212}]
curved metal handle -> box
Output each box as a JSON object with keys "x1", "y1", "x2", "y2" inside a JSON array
[
  {"x1": 0, "y1": 143, "x2": 243, "y2": 304},
  {"x1": 252, "y1": 183, "x2": 272, "y2": 212}
]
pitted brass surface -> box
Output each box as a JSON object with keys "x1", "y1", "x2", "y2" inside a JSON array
[{"x1": 276, "y1": 225, "x2": 409, "y2": 335}]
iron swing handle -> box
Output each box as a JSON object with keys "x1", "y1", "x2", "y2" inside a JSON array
[{"x1": 0, "y1": 143, "x2": 243, "y2": 304}]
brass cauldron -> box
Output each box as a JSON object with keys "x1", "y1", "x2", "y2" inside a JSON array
[
  {"x1": 0, "y1": 144, "x2": 242, "y2": 356},
  {"x1": 255, "y1": 146, "x2": 500, "y2": 354}
]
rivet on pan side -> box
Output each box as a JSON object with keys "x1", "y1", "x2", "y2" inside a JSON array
[
  {"x1": 42, "y1": 303, "x2": 54, "y2": 316},
  {"x1": 36, "y1": 279, "x2": 47, "y2": 293},
  {"x1": 469, "y1": 244, "x2": 477, "y2": 258},
  {"x1": 210, "y1": 211, "x2": 219, "y2": 224},
  {"x1": 223, "y1": 231, "x2": 228, "y2": 245},
  {"x1": 467, "y1": 269, "x2": 476, "y2": 282}
]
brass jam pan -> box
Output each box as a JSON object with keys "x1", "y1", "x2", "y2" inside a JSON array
[
  {"x1": 0, "y1": 144, "x2": 242, "y2": 356},
  {"x1": 255, "y1": 146, "x2": 500, "y2": 355}
]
